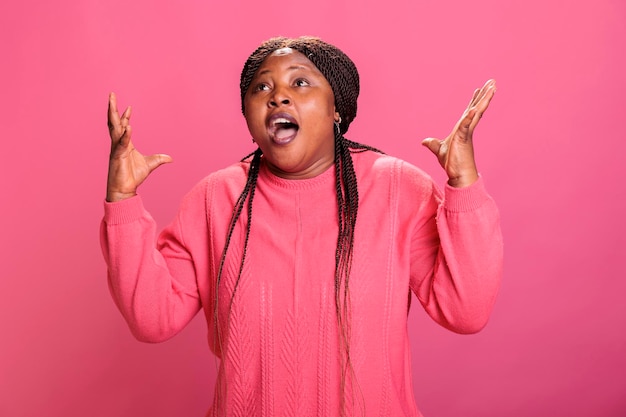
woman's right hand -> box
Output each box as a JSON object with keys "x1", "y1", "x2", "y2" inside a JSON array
[{"x1": 106, "y1": 93, "x2": 172, "y2": 202}]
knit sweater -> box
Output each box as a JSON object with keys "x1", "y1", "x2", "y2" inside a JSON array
[{"x1": 100, "y1": 150, "x2": 503, "y2": 417}]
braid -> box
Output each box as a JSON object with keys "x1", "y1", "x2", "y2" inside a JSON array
[
  {"x1": 334, "y1": 126, "x2": 383, "y2": 416},
  {"x1": 213, "y1": 148, "x2": 262, "y2": 415},
  {"x1": 214, "y1": 148, "x2": 261, "y2": 341},
  {"x1": 233, "y1": 36, "x2": 384, "y2": 416}
]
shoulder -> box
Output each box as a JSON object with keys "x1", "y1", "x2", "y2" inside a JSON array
[
  {"x1": 352, "y1": 150, "x2": 436, "y2": 197},
  {"x1": 203, "y1": 160, "x2": 250, "y2": 188},
  {"x1": 193, "y1": 160, "x2": 250, "y2": 192},
  {"x1": 179, "y1": 159, "x2": 251, "y2": 208}
]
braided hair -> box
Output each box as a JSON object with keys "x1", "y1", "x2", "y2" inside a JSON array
[{"x1": 216, "y1": 36, "x2": 382, "y2": 415}]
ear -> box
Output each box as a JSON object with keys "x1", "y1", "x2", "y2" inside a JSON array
[{"x1": 334, "y1": 111, "x2": 341, "y2": 123}]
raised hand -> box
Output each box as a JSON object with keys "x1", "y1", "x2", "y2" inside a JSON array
[
  {"x1": 106, "y1": 93, "x2": 172, "y2": 202},
  {"x1": 421, "y1": 79, "x2": 496, "y2": 188}
]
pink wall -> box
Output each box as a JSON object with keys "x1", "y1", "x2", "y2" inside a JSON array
[{"x1": 1, "y1": 0, "x2": 625, "y2": 416}]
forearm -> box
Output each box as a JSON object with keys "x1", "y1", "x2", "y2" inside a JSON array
[
  {"x1": 414, "y1": 177, "x2": 503, "y2": 333},
  {"x1": 100, "y1": 196, "x2": 201, "y2": 342}
]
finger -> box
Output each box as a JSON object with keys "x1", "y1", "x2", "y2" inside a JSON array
[
  {"x1": 455, "y1": 111, "x2": 475, "y2": 143},
  {"x1": 145, "y1": 153, "x2": 174, "y2": 173},
  {"x1": 109, "y1": 124, "x2": 133, "y2": 159},
  {"x1": 108, "y1": 92, "x2": 120, "y2": 133},
  {"x1": 108, "y1": 93, "x2": 129, "y2": 144},
  {"x1": 118, "y1": 124, "x2": 132, "y2": 148},
  {"x1": 120, "y1": 105, "x2": 132, "y2": 129},
  {"x1": 467, "y1": 79, "x2": 496, "y2": 110},
  {"x1": 475, "y1": 80, "x2": 496, "y2": 109},
  {"x1": 468, "y1": 81, "x2": 496, "y2": 132},
  {"x1": 482, "y1": 78, "x2": 496, "y2": 91},
  {"x1": 421, "y1": 137, "x2": 442, "y2": 155},
  {"x1": 466, "y1": 88, "x2": 481, "y2": 111}
]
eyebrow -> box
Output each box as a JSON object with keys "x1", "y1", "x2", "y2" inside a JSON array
[{"x1": 257, "y1": 65, "x2": 312, "y2": 76}]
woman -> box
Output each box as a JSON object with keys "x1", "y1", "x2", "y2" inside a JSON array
[{"x1": 102, "y1": 36, "x2": 502, "y2": 416}]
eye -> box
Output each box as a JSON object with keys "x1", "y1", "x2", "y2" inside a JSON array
[
  {"x1": 253, "y1": 82, "x2": 270, "y2": 92},
  {"x1": 294, "y1": 78, "x2": 310, "y2": 87}
]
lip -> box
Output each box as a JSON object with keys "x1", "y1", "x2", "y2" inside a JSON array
[{"x1": 267, "y1": 112, "x2": 299, "y2": 145}]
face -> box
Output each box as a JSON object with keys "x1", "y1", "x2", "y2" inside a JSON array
[{"x1": 243, "y1": 48, "x2": 339, "y2": 179}]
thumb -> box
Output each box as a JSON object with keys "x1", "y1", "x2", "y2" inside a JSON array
[
  {"x1": 145, "y1": 153, "x2": 173, "y2": 173},
  {"x1": 421, "y1": 137, "x2": 442, "y2": 155}
]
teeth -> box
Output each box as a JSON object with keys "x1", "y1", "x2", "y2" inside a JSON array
[{"x1": 274, "y1": 118, "x2": 291, "y2": 125}]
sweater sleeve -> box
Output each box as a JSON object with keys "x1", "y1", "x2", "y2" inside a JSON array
[
  {"x1": 100, "y1": 192, "x2": 203, "y2": 343},
  {"x1": 409, "y1": 175, "x2": 503, "y2": 334}
]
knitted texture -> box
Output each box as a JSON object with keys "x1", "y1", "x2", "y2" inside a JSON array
[{"x1": 101, "y1": 150, "x2": 503, "y2": 417}]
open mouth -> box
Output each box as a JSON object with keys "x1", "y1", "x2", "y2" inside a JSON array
[{"x1": 268, "y1": 113, "x2": 299, "y2": 144}]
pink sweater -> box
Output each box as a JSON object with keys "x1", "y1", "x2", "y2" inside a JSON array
[{"x1": 101, "y1": 150, "x2": 502, "y2": 417}]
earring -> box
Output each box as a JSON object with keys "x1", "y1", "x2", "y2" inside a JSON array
[{"x1": 334, "y1": 116, "x2": 342, "y2": 136}]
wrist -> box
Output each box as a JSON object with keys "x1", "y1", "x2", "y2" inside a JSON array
[
  {"x1": 106, "y1": 190, "x2": 137, "y2": 202},
  {"x1": 447, "y1": 171, "x2": 479, "y2": 188}
]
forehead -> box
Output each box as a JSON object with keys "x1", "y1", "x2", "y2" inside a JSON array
[{"x1": 255, "y1": 48, "x2": 323, "y2": 77}]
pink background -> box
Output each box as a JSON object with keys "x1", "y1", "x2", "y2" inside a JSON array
[{"x1": 1, "y1": 0, "x2": 625, "y2": 416}]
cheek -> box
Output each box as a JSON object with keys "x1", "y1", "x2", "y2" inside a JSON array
[
  {"x1": 305, "y1": 96, "x2": 335, "y2": 123},
  {"x1": 244, "y1": 106, "x2": 265, "y2": 134}
]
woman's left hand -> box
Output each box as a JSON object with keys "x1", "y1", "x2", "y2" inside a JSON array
[{"x1": 422, "y1": 79, "x2": 496, "y2": 188}]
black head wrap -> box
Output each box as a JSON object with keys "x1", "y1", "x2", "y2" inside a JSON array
[{"x1": 240, "y1": 36, "x2": 360, "y2": 134}]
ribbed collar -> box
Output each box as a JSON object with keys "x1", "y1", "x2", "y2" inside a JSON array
[{"x1": 259, "y1": 158, "x2": 336, "y2": 191}]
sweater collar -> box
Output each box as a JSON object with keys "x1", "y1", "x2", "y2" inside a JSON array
[{"x1": 259, "y1": 158, "x2": 336, "y2": 191}]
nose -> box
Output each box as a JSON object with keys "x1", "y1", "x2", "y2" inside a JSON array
[{"x1": 268, "y1": 85, "x2": 291, "y2": 108}]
